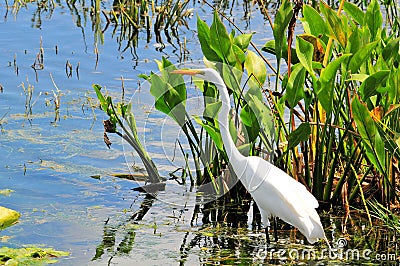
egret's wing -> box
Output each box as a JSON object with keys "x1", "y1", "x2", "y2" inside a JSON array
[{"x1": 244, "y1": 157, "x2": 325, "y2": 243}]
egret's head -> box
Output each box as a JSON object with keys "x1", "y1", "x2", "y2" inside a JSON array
[{"x1": 172, "y1": 68, "x2": 223, "y2": 85}]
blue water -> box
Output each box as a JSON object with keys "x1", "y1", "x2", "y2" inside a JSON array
[{"x1": 0, "y1": 0, "x2": 277, "y2": 264}]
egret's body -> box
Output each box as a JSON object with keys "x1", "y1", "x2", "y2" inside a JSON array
[{"x1": 173, "y1": 68, "x2": 326, "y2": 244}]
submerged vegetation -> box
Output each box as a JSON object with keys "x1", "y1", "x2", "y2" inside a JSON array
[
  {"x1": 0, "y1": 194, "x2": 69, "y2": 265},
  {"x1": 0, "y1": 247, "x2": 69, "y2": 265}
]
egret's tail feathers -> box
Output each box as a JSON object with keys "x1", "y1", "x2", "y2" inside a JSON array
[
  {"x1": 299, "y1": 213, "x2": 326, "y2": 244},
  {"x1": 305, "y1": 225, "x2": 326, "y2": 244}
]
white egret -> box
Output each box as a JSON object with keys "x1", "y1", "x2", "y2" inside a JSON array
[{"x1": 172, "y1": 68, "x2": 327, "y2": 244}]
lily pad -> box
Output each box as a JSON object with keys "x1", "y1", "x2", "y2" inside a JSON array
[{"x1": 0, "y1": 206, "x2": 20, "y2": 230}]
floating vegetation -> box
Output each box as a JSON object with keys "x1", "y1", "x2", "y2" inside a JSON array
[
  {"x1": 0, "y1": 206, "x2": 20, "y2": 230},
  {"x1": 0, "y1": 189, "x2": 14, "y2": 197},
  {"x1": 0, "y1": 246, "x2": 69, "y2": 265}
]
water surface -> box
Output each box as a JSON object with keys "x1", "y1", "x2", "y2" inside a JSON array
[{"x1": 0, "y1": 0, "x2": 277, "y2": 264}]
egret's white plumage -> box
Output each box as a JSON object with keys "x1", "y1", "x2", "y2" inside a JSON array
[{"x1": 173, "y1": 68, "x2": 326, "y2": 244}]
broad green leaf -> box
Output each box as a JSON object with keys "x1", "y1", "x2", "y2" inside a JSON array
[
  {"x1": 240, "y1": 103, "x2": 260, "y2": 143},
  {"x1": 348, "y1": 73, "x2": 369, "y2": 82},
  {"x1": 230, "y1": 30, "x2": 235, "y2": 40},
  {"x1": 382, "y1": 37, "x2": 400, "y2": 62},
  {"x1": 203, "y1": 101, "x2": 222, "y2": 120},
  {"x1": 247, "y1": 93, "x2": 274, "y2": 141},
  {"x1": 365, "y1": 0, "x2": 382, "y2": 41},
  {"x1": 210, "y1": 12, "x2": 235, "y2": 65},
  {"x1": 296, "y1": 36, "x2": 315, "y2": 77},
  {"x1": 149, "y1": 73, "x2": 171, "y2": 102},
  {"x1": 234, "y1": 33, "x2": 253, "y2": 52},
  {"x1": 193, "y1": 115, "x2": 224, "y2": 151},
  {"x1": 348, "y1": 40, "x2": 379, "y2": 73},
  {"x1": 150, "y1": 74, "x2": 186, "y2": 126},
  {"x1": 197, "y1": 15, "x2": 221, "y2": 62},
  {"x1": 156, "y1": 56, "x2": 175, "y2": 73},
  {"x1": 242, "y1": 87, "x2": 263, "y2": 138},
  {"x1": 232, "y1": 44, "x2": 246, "y2": 66},
  {"x1": 318, "y1": 54, "x2": 351, "y2": 113},
  {"x1": 320, "y1": 1, "x2": 347, "y2": 48},
  {"x1": 240, "y1": 86, "x2": 269, "y2": 143},
  {"x1": 244, "y1": 84, "x2": 263, "y2": 102},
  {"x1": 302, "y1": 5, "x2": 327, "y2": 36},
  {"x1": 346, "y1": 27, "x2": 361, "y2": 54},
  {"x1": 352, "y1": 97, "x2": 386, "y2": 174},
  {"x1": 221, "y1": 64, "x2": 242, "y2": 94},
  {"x1": 388, "y1": 68, "x2": 400, "y2": 103},
  {"x1": 343, "y1": 2, "x2": 365, "y2": 25},
  {"x1": 273, "y1": 0, "x2": 293, "y2": 73},
  {"x1": 156, "y1": 57, "x2": 186, "y2": 100},
  {"x1": 286, "y1": 64, "x2": 306, "y2": 108},
  {"x1": 298, "y1": 34, "x2": 326, "y2": 63},
  {"x1": 288, "y1": 122, "x2": 311, "y2": 150},
  {"x1": 93, "y1": 84, "x2": 109, "y2": 115},
  {"x1": 359, "y1": 70, "x2": 390, "y2": 101},
  {"x1": 244, "y1": 50, "x2": 267, "y2": 88},
  {"x1": 240, "y1": 104, "x2": 256, "y2": 128}
]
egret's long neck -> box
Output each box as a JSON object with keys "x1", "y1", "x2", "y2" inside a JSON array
[{"x1": 215, "y1": 79, "x2": 245, "y2": 164}]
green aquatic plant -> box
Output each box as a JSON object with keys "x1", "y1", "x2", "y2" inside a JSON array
[
  {"x1": 0, "y1": 206, "x2": 20, "y2": 230},
  {"x1": 0, "y1": 246, "x2": 69, "y2": 265},
  {"x1": 368, "y1": 199, "x2": 400, "y2": 234},
  {"x1": 140, "y1": 12, "x2": 275, "y2": 199},
  {"x1": 141, "y1": 0, "x2": 400, "y2": 226},
  {"x1": 261, "y1": 0, "x2": 400, "y2": 209},
  {"x1": 93, "y1": 84, "x2": 162, "y2": 184}
]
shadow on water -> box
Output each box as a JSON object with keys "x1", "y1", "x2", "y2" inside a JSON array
[{"x1": 90, "y1": 180, "x2": 399, "y2": 265}]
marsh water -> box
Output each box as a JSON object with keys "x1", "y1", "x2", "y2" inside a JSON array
[{"x1": 0, "y1": 0, "x2": 398, "y2": 265}]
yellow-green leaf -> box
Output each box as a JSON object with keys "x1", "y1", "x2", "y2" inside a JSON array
[
  {"x1": 0, "y1": 206, "x2": 20, "y2": 230},
  {"x1": 320, "y1": 1, "x2": 347, "y2": 48},
  {"x1": 244, "y1": 50, "x2": 267, "y2": 88}
]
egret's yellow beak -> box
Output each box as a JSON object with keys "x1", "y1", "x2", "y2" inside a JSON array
[{"x1": 171, "y1": 69, "x2": 204, "y2": 76}]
